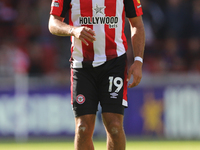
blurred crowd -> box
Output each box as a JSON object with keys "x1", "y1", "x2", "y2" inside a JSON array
[
  {"x1": 141, "y1": 0, "x2": 200, "y2": 74},
  {"x1": 0, "y1": 0, "x2": 199, "y2": 79}
]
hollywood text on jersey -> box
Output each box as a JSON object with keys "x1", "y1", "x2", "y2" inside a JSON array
[{"x1": 79, "y1": 16, "x2": 118, "y2": 29}]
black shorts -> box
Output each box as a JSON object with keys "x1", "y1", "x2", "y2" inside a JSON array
[{"x1": 71, "y1": 54, "x2": 128, "y2": 117}]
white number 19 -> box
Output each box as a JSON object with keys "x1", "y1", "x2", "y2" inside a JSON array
[{"x1": 108, "y1": 76, "x2": 123, "y2": 93}]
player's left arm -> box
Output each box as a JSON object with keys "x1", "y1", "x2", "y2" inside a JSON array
[{"x1": 127, "y1": 16, "x2": 145, "y2": 88}]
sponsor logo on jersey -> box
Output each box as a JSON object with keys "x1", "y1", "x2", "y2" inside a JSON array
[
  {"x1": 137, "y1": 5, "x2": 142, "y2": 9},
  {"x1": 51, "y1": 1, "x2": 59, "y2": 7},
  {"x1": 79, "y1": 4, "x2": 118, "y2": 29},
  {"x1": 137, "y1": 0, "x2": 141, "y2": 4},
  {"x1": 76, "y1": 94, "x2": 85, "y2": 104},
  {"x1": 137, "y1": 0, "x2": 142, "y2": 9},
  {"x1": 79, "y1": 17, "x2": 118, "y2": 27},
  {"x1": 110, "y1": 92, "x2": 118, "y2": 99},
  {"x1": 93, "y1": 4, "x2": 106, "y2": 15}
]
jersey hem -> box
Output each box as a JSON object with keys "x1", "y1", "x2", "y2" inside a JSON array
[{"x1": 71, "y1": 52, "x2": 126, "y2": 68}]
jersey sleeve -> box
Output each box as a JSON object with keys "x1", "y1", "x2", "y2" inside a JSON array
[
  {"x1": 50, "y1": 0, "x2": 71, "y2": 18},
  {"x1": 124, "y1": 0, "x2": 143, "y2": 18}
]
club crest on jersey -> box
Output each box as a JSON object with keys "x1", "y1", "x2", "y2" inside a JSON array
[
  {"x1": 79, "y1": 4, "x2": 118, "y2": 29},
  {"x1": 76, "y1": 94, "x2": 85, "y2": 104}
]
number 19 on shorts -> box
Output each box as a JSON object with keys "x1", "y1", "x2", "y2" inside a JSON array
[{"x1": 108, "y1": 76, "x2": 123, "y2": 93}]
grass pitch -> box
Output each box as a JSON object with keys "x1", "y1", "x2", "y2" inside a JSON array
[{"x1": 0, "y1": 140, "x2": 199, "y2": 150}]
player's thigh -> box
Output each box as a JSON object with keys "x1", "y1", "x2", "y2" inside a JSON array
[{"x1": 101, "y1": 112, "x2": 124, "y2": 132}]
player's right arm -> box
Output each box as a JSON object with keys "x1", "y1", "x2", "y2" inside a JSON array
[{"x1": 48, "y1": 15, "x2": 96, "y2": 46}]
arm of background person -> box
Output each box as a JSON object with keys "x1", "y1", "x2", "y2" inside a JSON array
[
  {"x1": 48, "y1": 15, "x2": 96, "y2": 46},
  {"x1": 127, "y1": 16, "x2": 145, "y2": 88}
]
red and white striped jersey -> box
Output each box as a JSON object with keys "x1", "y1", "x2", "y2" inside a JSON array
[{"x1": 50, "y1": 0, "x2": 143, "y2": 68}]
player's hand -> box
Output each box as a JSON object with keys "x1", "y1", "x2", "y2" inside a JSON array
[
  {"x1": 127, "y1": 61, "x2": 143, "y2": 88},
  {"x1": 71, "y1": 27, "x2": 96, "y2": 46}
]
